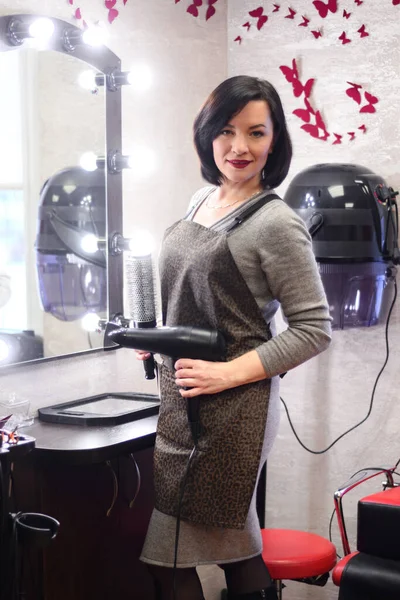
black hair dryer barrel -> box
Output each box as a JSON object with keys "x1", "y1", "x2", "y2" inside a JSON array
[{"x1": 107, "y1": 325, "x2": 226, "y2": 363}]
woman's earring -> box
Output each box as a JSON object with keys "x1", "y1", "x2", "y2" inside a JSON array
[{"x1": 261, "y1": 169, "x2": 266, "y2": 181}]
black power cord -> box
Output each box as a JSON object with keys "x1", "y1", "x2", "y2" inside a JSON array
[
  {"x1": 281, "y1": 275, "x2": 397, "y2": 454},
  {"x1": 172, "y1": 444, "x2": 198, "y2": 600}
]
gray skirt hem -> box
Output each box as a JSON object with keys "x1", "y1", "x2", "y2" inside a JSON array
[{"x1": 139, "y1": 547, "x2": 263, "y2": 569}]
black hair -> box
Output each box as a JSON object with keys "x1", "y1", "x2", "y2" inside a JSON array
[{"x1": 193, "y1": 75, "x2": 292, "y2": 189}]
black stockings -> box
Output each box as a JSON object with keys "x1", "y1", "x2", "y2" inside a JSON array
[
  {"x1": 148, "y1": 564, "x2": 205, "y2": 600},
  {"x1": 220, "y1": 554, "x2": 277, "y2": 598},
  {"x1": 147, "y1": 555, "x2": 276, "y2": 600}
]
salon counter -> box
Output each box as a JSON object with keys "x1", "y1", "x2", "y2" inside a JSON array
[{"x1": 11, "y1": 415, "x2": 159, "y2": 600}]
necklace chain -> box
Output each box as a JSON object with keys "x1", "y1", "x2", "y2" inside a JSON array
[{"x1": 205, "y1": 188, "x2": 262, "y2": 210}]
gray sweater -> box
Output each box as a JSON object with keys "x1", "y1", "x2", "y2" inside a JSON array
[{"x1": 186, "y1": 187, "x2": 332, "y2": 378}]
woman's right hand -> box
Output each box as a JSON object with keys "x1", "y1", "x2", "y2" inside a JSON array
[{"x1": 135, "y1": 350, "x2": 151, "y2": 361}]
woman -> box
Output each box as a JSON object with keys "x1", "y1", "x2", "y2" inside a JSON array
[{"x1": 138, "y1": 76, "x2": 332, "y2": 600}]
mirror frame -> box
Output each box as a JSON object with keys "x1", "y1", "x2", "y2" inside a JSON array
[{"x1": 0, "y1": 14, "x2": 124, "y2": 368}]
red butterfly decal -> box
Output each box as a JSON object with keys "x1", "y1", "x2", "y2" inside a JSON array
[
  {"x1": 364, "y1": 91, "x2": 379, "y2": 104},
  {"x1": 175, "y1": 0, "x2": 181, "y2": 3},
  {"x1": 206, "y1": 6, "x2": 216, "y2": 19},
  {"x1": 249, "y1": 7, "x2": 268, "y2": 30},
  {"x1": 293, "y1": 78, "x2": 315, "y2": 98},
  {"x1": 279, "y1": 59, "x2": 299, "y2": 83},
  {"x1": 105, "y1": 0, "x2": 116, "y2": 8},
  {"x1": 319, "y1": 129, "x2": 330, "y2": 141},
  {"x1": 313, "y1": 0, "x2": 337, "y2": 18},
  {"x1": 187, "y1": 4, "x2": 199, "y2": 16},
  {"x1": 206, "y1": 0, "x2": 218, "y2": 20},
  {"x1": 285, "y1": 8, "x2": 297, "y2": 19},
  {"x1": 354, "y1": 0, "x2": 363, "y2": 5},
  {"x1": 187, "y1": 0, "x2": 202, "y2": 16},
  {"x1": 332, "y1": 133, "x2": 343, "y2": 145},
  {"x1": 108, "y1": 7, "x2": 119, "y2": 22},
  {"x1": 299, "y1": 16, "x2": 310, "y2": 27},
  {"x1": 75, "y1": 7, "x2": 82, "y2": 19},
  {"x1": 339, "y1": 31, "x2": 351, "y2": 44},
  {"x1": 358, "y1": 24, "x2": 369, "y2": 37},
  {"x1": 393, "y1": 0, "x2": 400, "y2": 5},
  {"x1": 315, "y1": 110, "x2": 328, "y2": 131},
  {"x1": 360, "y1": 91, "x2": 379, "y2": 113},
  {"x1": 293, "y1": 109, "x2": 311, "y2": 123},
  {"x1": 358, "y1": 124, "x2": 367, "y2": 133},
  {"x1": 301, "y1": 124, "x2": 320, "y2": 139},
  {"x1": 243, "y1": 21, "x2": 251, "y2": 30},
  {"x1": 234, "y1": 36, "x2": 242, "y2": 44},
  {"x1": 249, "y1": 7, "x2": 264, "y2": 17},
  {"x1": 348, "y1": 132, "x2": 356, "y2": 141},
  {"x1": 343, "y1": 9, "x2": 351, "y2": 18},
  {"x1": 346, "y1": 81, "x2": 362, "y2": 104},
  {"x1": 311, "y1": 29, "x2": 322, "y2": 38},
  {"x1": 304, "y1": 97, "x2": 316, "y2": 115},
  {"x1": 123, "y1": 0, "x2": 128, "y2": 4},
  {"x1": 273, "y1": 4, "x2": 280, "y2": 11},
  {"x1": 68, "y1": 0, "x2": 74, "y2": 5}
]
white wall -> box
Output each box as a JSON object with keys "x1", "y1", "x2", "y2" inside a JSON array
[{"x1": 228, "y1": 2, "x2": 400, "y2": 598}]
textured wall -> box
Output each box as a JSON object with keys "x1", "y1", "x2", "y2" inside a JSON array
[
  {"x1": 0, "y1": 1, "x2": 227, "y2": 412},
  {"x1": 228, "y1": 2, "x2": 400, "y2": 598}
]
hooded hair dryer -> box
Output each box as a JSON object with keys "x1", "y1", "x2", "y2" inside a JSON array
[{"x1": 107, "y1": 324, "x2": 226, "y2": 443}]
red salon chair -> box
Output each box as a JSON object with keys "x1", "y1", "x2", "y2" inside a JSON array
[
  {"x1": 332, "y1": 466, "x2": 400, "y2": 599},
  {"x1": 221, "y1": 527, "x2": 336, "y2": 599},
  {"x1": 260, "y1": 528, "x2": 337, "y2": 599}
]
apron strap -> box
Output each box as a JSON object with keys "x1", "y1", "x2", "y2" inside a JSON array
[{"x1": 225, "y1": 193, "x2": 282, "y2": 232}]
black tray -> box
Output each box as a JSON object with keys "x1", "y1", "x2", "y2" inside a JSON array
[{"x1": 38, "y1": 392, "x2": 160, "y2": 426}]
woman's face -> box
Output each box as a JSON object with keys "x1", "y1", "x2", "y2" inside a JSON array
[{"x1": 212, "y1": 100, "x2": 274, "y2": 186}]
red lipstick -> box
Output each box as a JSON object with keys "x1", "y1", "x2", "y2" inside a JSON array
[{"x1": 228, "y1": 160, "x2": 251, "y2": 169}]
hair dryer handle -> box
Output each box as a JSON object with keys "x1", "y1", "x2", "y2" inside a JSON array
[{"x1": 143, "y1": 354, "x2": 156, "y2": 380}]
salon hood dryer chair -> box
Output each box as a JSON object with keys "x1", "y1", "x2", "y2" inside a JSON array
[
  {"x1": 35, "y1": 166, "x2": 107, "y2": 322},
  {"x1": 284, "y1": 164, "x2": 399, "y2": 329}
]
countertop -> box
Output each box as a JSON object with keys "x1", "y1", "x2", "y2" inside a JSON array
[{"x1": 21, "y1": 415, "x2": 158, "y2": 464}]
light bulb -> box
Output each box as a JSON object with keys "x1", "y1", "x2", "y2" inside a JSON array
[
  {"x1": 81, "y1": 234, "x2": 99, "y2": 254},
  {"x1": 81, "y1": 312, "x2": 101, "y2": 333},
  {"x1": 127, "y1": 230, "x2": 155, "y2": 257},
  {"x1": 28, "y1": 18, "x2": 55, "y2": 41},
  {"x1": 80, "y1": 152, "x2": 98, "y2": 172},
  {"x1": 78, "y1": 70, "x2": 97, "y2": 91},
  {"x1": 82, "y1": 23, "x2": 109, "y2": 47},
  {"x1": 126, "y1": 64, "x2": 154, "y2": 92},
  {"x1": 126, "y1": 146, "x2": 156, "y2": 179}
]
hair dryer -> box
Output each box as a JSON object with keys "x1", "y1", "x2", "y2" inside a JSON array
[{"x1": 106, "y1": 324, "x2": 226, "y2": 442}]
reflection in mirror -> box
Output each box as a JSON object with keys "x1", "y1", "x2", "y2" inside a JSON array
[{"x1": 0, "y1": 29, "x2": 108, "y2": 366}]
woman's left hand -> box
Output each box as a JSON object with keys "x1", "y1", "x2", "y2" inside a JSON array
[{"x1": 174, "y1": 359, "x2": 237, "y2": 397}]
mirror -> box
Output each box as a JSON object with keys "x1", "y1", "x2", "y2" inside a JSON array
[{"x1": 0, "y1": 15, "x2": 124, "y2": 368}]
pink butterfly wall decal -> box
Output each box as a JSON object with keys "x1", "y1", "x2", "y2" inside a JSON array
[
  {"x1": 105, "y1": 0, "x2": 119, "y2": 24},
  {"x1": 358, "y1": 24, "x2": 369, "y2": 37},
  {"x1": 313, "y1": 0, "x2": 338, "y2": 18},
  {"x1": 299, "y1": 16, "x2": 310, "y2": 27},
  {"x1": 249, "y1": 7, "x2": 268, "y2": 30},
  {"x1": 360, "y1": 91, "x2": 379, "y2": 113},
  {"x1": 285, "y1": 8, "x2": 296, "y2": 19},
  {"x1": 339, "y1": 31, "x2": 351, "y2": 44},
  {"x1": 346, "y1": 81, "x2": 362, "y2": 104},
  {"x1": 187, "y1": 0, "x2": 203, "y2": 18}
]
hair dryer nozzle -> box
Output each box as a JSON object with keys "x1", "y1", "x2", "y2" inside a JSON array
[{"x1": 106, "y1": 325, "x2": 226, "y2": 362}]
